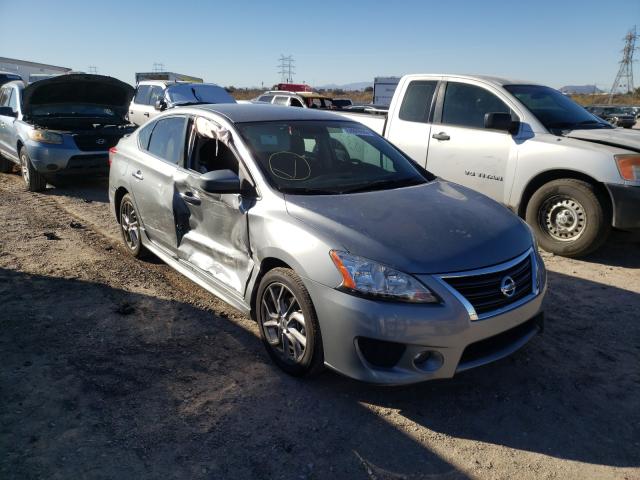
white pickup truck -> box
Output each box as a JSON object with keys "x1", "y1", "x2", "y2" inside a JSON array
[{"x1": 338, "y1": 74, "x2": 640, "y2": 257}]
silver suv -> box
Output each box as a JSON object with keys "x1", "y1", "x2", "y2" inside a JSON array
[
  {"x1": 0, "y1": 74, "x2": 135, "y2": 191},
  {"x1": 128, "y1": 81, "x2": 235, "y2": 126}
]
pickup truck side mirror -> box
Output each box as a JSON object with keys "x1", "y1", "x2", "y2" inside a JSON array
[
  {"x1": 155, "y1": 99, "x2": 167, "y2": 111},
  {"x1": 0, "y1": 106, "x2": 17, "y2": 118},
  {"x1": 198, "y1": 169, "x2": 241, "y2": 194},
  {"x1": 484, "y1": 112, "x2": 519, "y2": 134}
]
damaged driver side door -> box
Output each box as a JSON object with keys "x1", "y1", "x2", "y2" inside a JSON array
[{"x1": 172, "y1": 117, "x2": 255, "y2": 297}]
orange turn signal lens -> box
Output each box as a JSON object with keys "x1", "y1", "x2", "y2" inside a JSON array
[
  {"x1": 615, "y1": 155, "x2": 640, "y2": 181},
  {"x1": 329, "y1": 250, "x2": 356, "y2": 289}
]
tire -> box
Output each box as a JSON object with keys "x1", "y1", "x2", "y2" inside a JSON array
[
  {"x1": 525, "y1": 179, "x2": 611, "y2": 258},
  {"x1": 0, "y1": 154, "x2": 13, "y2": 173},
  {"x1": 19, "y1": 148, "x2": 47, "y2": 192},
  {"x1": 256, "y1": 267, "x2": 324, "y2": 377},
  {"x1": 118, "y1": 193, "x2": 146, "y2": 258}
]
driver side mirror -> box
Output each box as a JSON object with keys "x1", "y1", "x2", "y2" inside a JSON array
[
  {"x1": 0, "y1": 106, "x2": 17, "y2": 118},
  {"x1": 484, "y1": 112, "x2": 519, "y2": 134},
  {"x1": 197, "y1": 169, "x2": 241, "y2": 194},
  {"x1": 155, "y1": 99, "x2": 167, "y2": 111}
]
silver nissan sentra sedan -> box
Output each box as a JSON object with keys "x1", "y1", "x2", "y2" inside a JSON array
[{"x1": 108, "y1": 104, "x2": 546, "y2": 385}]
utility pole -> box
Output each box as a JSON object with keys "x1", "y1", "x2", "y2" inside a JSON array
[
  {"x1": 277, "y1": 55, "x2": 295, "y2": 83},
  {"x1": 152, "y1": 62, "x2": 165, "y2": 73},
  {"x1": 88, "y1": 66, "x2": 98, "y2": 74},
  {"x1": 608, "y1": 26, "x2": 637, "y2": 103}
]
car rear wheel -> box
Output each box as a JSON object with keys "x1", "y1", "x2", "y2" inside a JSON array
[
  {"x1": 19, "y1": 148, "x2": 47, "y2": 192},
  {"x1": 119, "y1": 194, "x2": 145, "y2": 257},
  {"x1": 526, "y1": 179, "x2": 610, "y2": 258},
  {"x1": 256, "y1": 267, "x2": 324, "y2": 377}
]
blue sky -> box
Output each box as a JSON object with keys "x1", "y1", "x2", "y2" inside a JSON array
[{"x1": 1, "y1": 0, "x2": 638, "y2": 89}]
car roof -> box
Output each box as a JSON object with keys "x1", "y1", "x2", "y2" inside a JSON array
[
  {"x1": 188, "y1": 103, "x2": 344, "y2": 123},
  {"x1": 402, "y1": 73, "x2": 541, "y2": 87}
]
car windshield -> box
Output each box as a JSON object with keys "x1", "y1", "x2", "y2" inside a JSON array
[
  {"x1": 237, "y1": 120, "x2": 430, "y2": 195},
  {"x1": 504, "y1": 84, "x2": 612, "y2": 131},
  {"x1": 166, "y1": 84, "x2": 235, "y2": 105}
]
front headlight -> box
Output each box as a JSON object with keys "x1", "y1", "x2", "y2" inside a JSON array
[
  {"x1": 329, "y1": 250, "x2": 438, "y2": 303},
  {"x1": 615, "y1": 154, "x2": 640, "y2": 181},
  {"x1": 29, "y1": 130, "x2": 63, "y2": 144}
]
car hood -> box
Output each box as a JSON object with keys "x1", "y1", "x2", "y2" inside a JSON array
[
  {"x1": 565, "y1": 127, "x2": 640, "y2": 152},
  {"x1": 22, "y1": 74, "x2": 134, "y2": 119},
  {"x1": 284, "y1": 180, "x2": 532, "y2": 274}
]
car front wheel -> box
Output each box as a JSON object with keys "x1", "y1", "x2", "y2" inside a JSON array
[
  {"x1": 19, "y1": 148, "x2": 47, "y2": 192},
  {"x1": 526, "y1": 179, "x2": 610, "y2": 258},
  {"x1": 256, "y1": 267, "x2": 324, "y2": 377}
]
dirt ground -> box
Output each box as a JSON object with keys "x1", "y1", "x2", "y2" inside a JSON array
[{"x1": 0, "y1": 171, "x2": 638, "y2": 480}]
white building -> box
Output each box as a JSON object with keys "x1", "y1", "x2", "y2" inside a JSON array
[{"x1": 0, "y1": 57, "x2": 71, "y2": 83}]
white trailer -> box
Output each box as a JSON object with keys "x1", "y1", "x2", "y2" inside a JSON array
[
  {"x1": 0, "y1": 57, "x2": 71, "y2": 83},
  {"x1": 373, "y1": 76, "x2": 401, "y2": 106}
]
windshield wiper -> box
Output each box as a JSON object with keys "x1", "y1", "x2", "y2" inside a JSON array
[{"x1": 339, "y1": 177, "x2": 424, "y2": 194}]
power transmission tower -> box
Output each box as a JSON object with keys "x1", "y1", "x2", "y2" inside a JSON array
[
  {"x1": 88, "y1": 66, "x2": 98, "y2": 74},
  {"x1": 608, "y1": 26, "x2": 638, "y2": 103},
  {"x1": 277, "y1": 55, "x2": 295, "y2": 83},
  {"x1": 153, "y1": 62, "x2": 165, "y2": 72}
]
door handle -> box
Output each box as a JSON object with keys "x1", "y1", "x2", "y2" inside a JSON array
[
  {"x1": 432, "y1": 132, "x2": 450, "y2": 141},
  {"x1": 180, "y1": 191, "x2": 201, "y2": 206},
  {"x1": 132, "y1": 170, "x2": 144, "y2": 180},
  {"x1": 143, "y1": 112, "x2": 150, "y2": 117}
]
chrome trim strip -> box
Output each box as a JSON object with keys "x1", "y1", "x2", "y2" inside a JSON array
[{"x1": 434, "y1": 248, "x2": 537, "y2": 321}]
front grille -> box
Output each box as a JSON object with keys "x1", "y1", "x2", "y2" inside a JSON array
[
  {"x1": 442, "y1": 252, "x2": 533, "y2": 318},
  {"x1": 73, "y1": 134, "x2": 121, "y2": 151},
  {"x1": 66, "y1": 154, "x2": 109, "y2": 170},
  {"x1": 458, "y1": 314, "x2": 542, "y2": 369}
]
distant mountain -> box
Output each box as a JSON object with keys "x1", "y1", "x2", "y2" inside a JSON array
[
  {"x1": 559, "y1": 85, "x2": 603, "y2": 94},
  {"x1": 316, "y1": 81, "x2": 372, "y2": 91}
]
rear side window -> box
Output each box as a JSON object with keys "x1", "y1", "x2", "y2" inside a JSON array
[
  {"x1": 134, "y1": 85, "x2": 152, "y2": 105},
  {"x1": 273, "y1": 96, "x2": 289, "y2": 105},
  {"x1": 137, "y1": 122, "x2": 155, "y2": 149},
  {"x1": 147, "y1": 116, "x2": 188, "y2": 165},
  {"x1": 0, "y1": 88, "x2": 9, "y2": 106},
  {"x1": 442, "y1": 82, "x2": 510, "y2": 129},
  {"x1": 398, "y1": 80, "x2": 437, "y2": 123},
  {"x1": 8, "y1": 89, "x2": 17, "y2": 112},
  {"x1": 148, "y1": 86, "x2": 164, "y2": 106}
]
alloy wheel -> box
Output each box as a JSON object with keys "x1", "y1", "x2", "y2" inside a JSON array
[
  {"x1": 260, "y1": 282, "x2": 307, "y2": 364},
  {"x1": 20, "y1": 153, "x2": 30, "y2": 186},
  {"x1": 120, "y1": 200, "x2": 141, "y2": 251}
]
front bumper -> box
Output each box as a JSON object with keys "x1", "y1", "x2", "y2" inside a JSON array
[
  {"x1": 606, "y1": 183, "x2": 640, "y2": 230},
  {"x1": 25, "y1": 140, "x2": 109, "y2": 177},
  {"x1": 305, "y1": 252, "x2": 547, "y2": 385}
]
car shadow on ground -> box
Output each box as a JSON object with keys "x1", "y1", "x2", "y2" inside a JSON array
[
  {"x1": 0, "y1": 268, "x2": 469, "y2": 480},
  {"x1": 579, "y1": 229, "x2": 640, "y2": 268},
  {"x1": 46, "y1": 176, "x2": 110, "y2": 203},
  {"x1": 347, "y1": 269, "x2": 639, "y2": 469}
]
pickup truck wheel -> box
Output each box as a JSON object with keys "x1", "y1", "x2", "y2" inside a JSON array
[
  {"x1": 526, "y1": 179, "x2": 610, "y2": 258},
  {"x1": 19, "y1": 148, "x2": 47, "y2": 192},
  {"x1": 119, "y1": 194, "x2": 145, "y2": 258},
  {"x1": 0, "y1": 154, "x2": 13, "y2": 173},
  {"x1": 256, "y1": 267, "x2": 324, "y2": 378}
]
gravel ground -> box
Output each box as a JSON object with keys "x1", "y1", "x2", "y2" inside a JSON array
[{"x1": 0, "y1": 172, "x2": 638, "y2": 480}]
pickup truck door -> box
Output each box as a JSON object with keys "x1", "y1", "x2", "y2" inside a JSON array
[
  {"x1": 172, "y1": 118, "x2": 254, "y2": 296},
  {"x1": 425, "y1": 81, "x2": 517, "y2": 203},
  {"x1": 384, "y1": 80, "x2": 438, "y2": 165}
]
